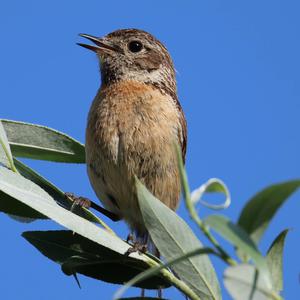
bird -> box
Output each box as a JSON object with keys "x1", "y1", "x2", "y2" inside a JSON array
[{"x1": 78, "y1": 28, "x2": 187, "y2": 255}]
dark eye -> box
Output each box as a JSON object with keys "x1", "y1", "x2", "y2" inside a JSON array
[{"x1": 128, "y1": 40, "x2": 143, "y2": 53}]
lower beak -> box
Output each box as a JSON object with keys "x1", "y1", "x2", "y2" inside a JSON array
[{"x1": 77, "y1": 33, "x2": 116, "y2": 53}]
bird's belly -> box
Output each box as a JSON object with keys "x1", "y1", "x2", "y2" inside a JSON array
[
  {"x1": 86, "y1": 126, "x2": 180, "y2": 234},
  {"x1": 85, "y1": 85, "x2": 181, "y2": 233}
]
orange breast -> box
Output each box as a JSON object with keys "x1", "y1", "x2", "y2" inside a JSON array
[{"x1": 85, "y1": 80, "x2": 182, "y2": 232}]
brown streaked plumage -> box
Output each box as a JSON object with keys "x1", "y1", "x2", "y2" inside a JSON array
[{"x1": 79, "y1": 28, "x2": 187, "y2": 247}]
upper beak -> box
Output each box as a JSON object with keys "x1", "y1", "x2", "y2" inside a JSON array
[{"x1": 77, "y1": 33, "x2": 116, "y2": 53}]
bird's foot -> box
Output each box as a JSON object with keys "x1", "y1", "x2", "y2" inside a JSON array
[
  {"x1": 65, "y1": 192, "x2": 121, "y2": 222},
  {"x1": 125, "y1": 241, "x2": 147, "y2": 256},
  {"x1": 65, "y1": 192, "x2": 91, "y2": 212},
  {"x1": 139, "y1": 287, "x2": 163, "y2": 299}
]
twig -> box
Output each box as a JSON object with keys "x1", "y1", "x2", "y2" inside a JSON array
[{"x1": 175, "y1": 144, "x2": 237, "y2": 266}]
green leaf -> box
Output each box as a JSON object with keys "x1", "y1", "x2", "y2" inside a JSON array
[
  {"x1": 0, "y1": 190, "x2": 45, "y2": 220},
  {"x1": 204, "y1": 214, "x2": 272, "y2": 287},
  {"x1": 0, "y1": 166, "x2": 150, "y2": 266},
  {"x1": 224, "y1": 264, "x2": 282, "y2": 300},
  {"x1": 136, "y1": 178, "x2": 221, "y2": 300},
  {"x1": 1, "y1": 119, "x2": 85, "y2": 163},
  {"x1": 238, "y1": 180, "x2": 300, "y2": 244},
  {"x1": 61, "y1": 256, "x2": 169, "y2": 289},
  {"x1": 13, "y1": 158, "x2": 100, "y2": 223},
  {"x1": 191, "y1": 178, "x2": 231, "y2": 210},
  {"x1": 22, "y1": 230, "x2": 170, "y2": 289},
  {"x1": 0, "y1": 120, "x2": 17, "y2": 171},
  {"x1": 266, "y1": 229, "x2": 289, "y2": 292}
]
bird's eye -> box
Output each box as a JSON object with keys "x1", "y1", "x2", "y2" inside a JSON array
[{"x1": 128, "y1": 40, "x2": 143, "y2": 53}]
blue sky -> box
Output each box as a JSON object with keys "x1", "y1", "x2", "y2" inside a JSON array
[{"x1": 1, "y1": 1, "x2": 299, "y2": 299}]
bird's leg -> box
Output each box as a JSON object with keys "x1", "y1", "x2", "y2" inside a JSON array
[
  {"x1": 154, "y1": 246, "x2": 161, "y2": 259},
  {"x1": 64, "y1": 192, "x2": 121, "y2": 221},
  {"x1": 125, "y1": 233, "x2": 163, "y2": 298},
  {"x1": 126, "y1": 233, "x2": 134, "y2": 243},
  {"x1": 157, "y1": 288, "x2": 162, "y2": 298}
]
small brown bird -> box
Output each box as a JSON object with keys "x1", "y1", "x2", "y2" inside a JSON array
[{"x1": 78, "y1": 29, "x2": 187, "y2": 253}]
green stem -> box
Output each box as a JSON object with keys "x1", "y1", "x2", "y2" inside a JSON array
[
  {"x1": 175, "y1": 144, "x2": 237, "y2": 266},
  {"x1": 115, "y1": 254, "x2": 201, "y2": 300},
  {"x1": 66, "y1": 194, "x2": 116, "y2": 235},
  {"x1": 270, "y1": 292, "x2": 283, "y2": 300},
  {"x1": 88, "y1": 210, "x2": 116, "y2": 235},
  {"x1": 159, "y1": 266, "x2": 201, "y2": 300}
]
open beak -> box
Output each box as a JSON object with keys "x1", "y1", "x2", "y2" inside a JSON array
[{"x1": 77, "y1": 33, "x2": 116, "y2": 53}]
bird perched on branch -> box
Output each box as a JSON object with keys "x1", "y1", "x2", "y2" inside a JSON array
[{"x1": 78, "y1": 28, "x2": 187, "y2": 255}]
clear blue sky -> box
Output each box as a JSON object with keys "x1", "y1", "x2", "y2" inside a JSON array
[{"x1": 1, "y1": 1, "x2": 299, "y2": 299}]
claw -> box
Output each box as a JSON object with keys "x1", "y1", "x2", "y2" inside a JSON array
[
  {"x1": 65, "y1": 192, "x2": 91, "y2": 212},
  {"x1": 125, "y1": 242, "x2": 147, "y2": 256}
]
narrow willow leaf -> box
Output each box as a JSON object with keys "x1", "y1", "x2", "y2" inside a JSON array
[
  {"x1": 224, "y1": 264, "x2": 281, "y2": 300},
  {"x1": 266, "y1": 229, "x2": 289, "y2": 292},
  {"x1": 238, "y1": 180, "x2": 300, "y2": 244},
  {"x1": 191, "y1": 178, "x2": 231, "y2": 210},
  {"x1": 61, "y1": 256, "x2": 168, "y2": 289},
  {"x1": 23, "y1": 230, "x2": 170, "y2": 289},
  {"x1": 136, "y1": 178, "x2": 221, "y2": 300},
  {"x1": 13, "y1": 158, "x2": 100, "y2": 223},
  {"x1": 0, "y1": 166, "x2": 149, "y2": 265},
  {"x1": 205, "y1": 214, "x2": 272, "y2": 288},
  {"x1": 0, "y1": 191, "x2": 45, "y2": 219},
  {"x1": 2, "y1": 119, "x2": 85, "y2": 163},
  {"x1": 114, "y1": 247, "x2": 216, "y2": 299},
  {"x1": 0, "y1": 120, "x2": 16, "y2": 171},
  {"x1": 14, "y1": 159, "x2": 63, "y2": 200}
]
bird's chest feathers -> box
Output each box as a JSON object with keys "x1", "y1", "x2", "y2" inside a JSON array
[{"x1": 87, "y1": 81, "x2": 179, "y2": 162}]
